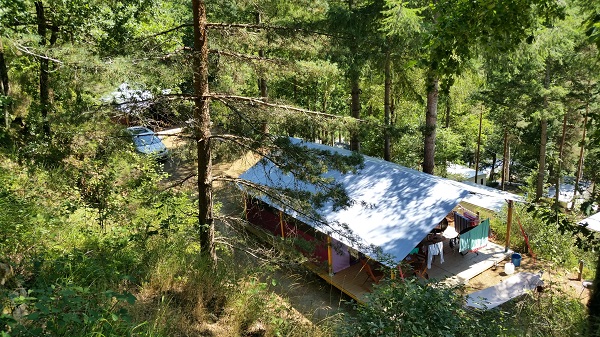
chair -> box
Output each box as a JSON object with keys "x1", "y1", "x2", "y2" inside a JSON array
[
  {"x1": 360, "y1": 259, "x2": 385, "y2": 285},
  {"x1": 413, "y1": 260, "x2": 429, "y2": 280},
  {"x1": 412, "y1": 248, "x2": 429, "y2": 279}
]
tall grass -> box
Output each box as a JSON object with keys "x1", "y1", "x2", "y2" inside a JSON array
[{"x1": 0, "y1": 148, "x2": 335, "y2": 336}]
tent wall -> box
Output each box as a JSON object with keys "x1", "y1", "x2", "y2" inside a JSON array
[
  {"x1": 331, "y1": 237, "x2": 351, "y2": 273},
  {"x1": 246, "y1": 199, "x2": 328, "y2": 265}
]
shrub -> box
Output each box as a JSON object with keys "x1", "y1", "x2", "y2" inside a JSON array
[{"x1": 342, "y1": 279, "x2": 506, "y2": 337}]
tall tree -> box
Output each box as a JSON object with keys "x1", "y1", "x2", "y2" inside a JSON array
[
  {"x1": 385, "y1": 0, "x2": 564, "y2": 174},
  {"x1": 192, "y1": 0, "x2": 215, "y2": 262},
  {"x1": 0, "y1": 39, "x2": 9, "y2": 129}
]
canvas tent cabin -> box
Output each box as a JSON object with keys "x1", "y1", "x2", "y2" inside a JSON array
[
  {"x1": 579, "y1": 211, "x2": 600, "y2": 233},
  {"x1": 239, "y1": 138, "x2": 522, "y2": 302},
  {"x1": 447, "y1": 163, "x2": 489, "y2": 186},
  {"x1": 456, "y1": 181, "x2": 524, "y2": 220},
  {"x1": 548, "y1": 180, "x2": 593, "y2": 209}
]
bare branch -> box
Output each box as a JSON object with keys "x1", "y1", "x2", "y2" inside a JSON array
[
  {"x1": 137, "y1": 24, "x2": 192, "y2": 39},
  {"x1": 162, "y1": 172, "x2": 197, "y2": 191},
  {"x1": 162, "y1": 92, "x2": 362, "y2": 121},
  {"x1": 13, "y1": 43, "x2": 63, "y2": 64},
  {"x1": 132, "y1": 21, "x2": 336, "y2": 43}
]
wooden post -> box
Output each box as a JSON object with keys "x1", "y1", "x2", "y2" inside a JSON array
[
  {"x1": 578, "y1": 259, "x2": 584, "y2": 281},
  {"x1": 279, "y1": 211, "x2": 285, "y2": 238},
  {"x1": 327, "y1": 236, "x2": 333, "y2": 276},
  {"x1": 505, "y1": 200, "x2": 513, "y2": 252}
]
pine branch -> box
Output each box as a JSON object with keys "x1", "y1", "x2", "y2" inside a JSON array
[
  {"x1": 210, "y1": 94, "x2": 362, "y2": 121},
  {"x1": 214, "y1": 175, "x2": 369, "y2": 253},
  {"x1": 209, "y1": 49, "x2": 287, "y2": 64},
  {"x1": 132, "y1": 22, "x2": 335, "y2": 42}
]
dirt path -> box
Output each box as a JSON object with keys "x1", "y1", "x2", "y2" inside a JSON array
[{"x1": 468, "y1": 254, "x2": 592, "y2": 304}]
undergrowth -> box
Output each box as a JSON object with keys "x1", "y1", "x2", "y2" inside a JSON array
[{"x1": 0, "y1": 129, "x2": 335, "y2": 337}]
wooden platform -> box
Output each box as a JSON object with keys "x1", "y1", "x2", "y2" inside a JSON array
[
  {"x1": 307, "y1": 240, "x2": 512, "y2": 303},
  {"x1": 243, "y1": 220, "x2": 511, "y2": 304},
  {"x1": 427, "y1": 240, "x2": 512, "y2": 286},
  {"x1": 305, "y1": 261, "x2": 378, "y2": 303}
]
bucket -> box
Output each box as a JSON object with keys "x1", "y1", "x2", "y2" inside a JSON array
[
  {"x1": 504, "y1": 262, "x2": 515, "y2": 275},
  {"x1": 511, "y1": 253, "x2": 522, "y2": 267}
]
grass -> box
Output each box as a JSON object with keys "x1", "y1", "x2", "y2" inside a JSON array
[{"x1": 0, "y1": 150, "x2": 338, "y2": 337}]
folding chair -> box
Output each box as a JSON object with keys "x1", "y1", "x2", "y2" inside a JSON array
[{"x1": 360, "y1": 258, "x2": 385, "y2": 285}]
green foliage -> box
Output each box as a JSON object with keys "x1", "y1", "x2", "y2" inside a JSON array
[
  {"x1": 343, "y1": 279, "x2": 506, "y2": 336},
  {"x1": 5, "y1": 285, "x2": 135, "y2": 336},
  {"x1": 502, "y1": 285, "x2": 588, "y2": 336},
  {"x1": 489, "y1": 203, "x2": 597, "y2": 274}
]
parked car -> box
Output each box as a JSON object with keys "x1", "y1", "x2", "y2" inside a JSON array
[{"x1": 126, "y1": 126, "x2": 169, "y2": 160}]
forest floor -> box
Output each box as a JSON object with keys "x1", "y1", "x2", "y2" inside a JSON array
[{"x1": 160, "y1": 132, "x2": 592, "y2": 324}]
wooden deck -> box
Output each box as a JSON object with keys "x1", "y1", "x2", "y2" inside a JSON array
[
  {"x1": 305, "y1": 261, "x2": 377, "y2": 303},
  {"x1": 243, "y1": 219, "x2": 511, "y2": 304},
  {"x1": 427, "y1": 240, "x2": 512, "y2": 285},
  {"x1": 307, "y1": 239, "x2": 512, "y2": 303}
]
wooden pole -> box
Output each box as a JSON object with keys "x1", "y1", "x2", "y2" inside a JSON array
[
  {"x1": 327, "y1": 236, "x2": 333, "y2": 276},
  {"x1": 505, "y1": 200, "x2": 513, "y2": 252},
  {"x1": 578, "y1": 259, "x2": 584, "y2": 281},
  {"x1": 501, "y1": 129, "x2": 508, "y2": 190},
  {"x1": 279, "y1": 211, "x2": 285, "y2": 238}
]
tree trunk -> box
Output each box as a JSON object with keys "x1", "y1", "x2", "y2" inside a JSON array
[
  {"x1": 444, "y1": 95, "x2": 450, "y2": 128},
  {"x1": 555, "y1": 110, "x2": 568, "y2": 207},
  {"x1": 0, "y1": 39, "x2": 10, "y2": 129},
  {"x1": 572, "y1": 102, "x2": 589, "y2": 210},
  {"x1": 36, "y1": 1, "x2": 51, "y2": 137},
  {"x1": 535, "y1": 59, "x2": 551, "y2": 200},
  {"x1": 192, "y1": 0, "x2": 215, "y2": 263},
  {"x1": 474, "y1": 110, "x2": 482, "y2": 184},
  {"x1": 501, "y1": 128, "x2": 508, "y2": 190},
  {"x1": 384, "y1": 47, "x2": 391, "y2": 161},
  {"x1": 256, "y1": 12, "x2": 268, "y2": 136},
  {"x1": 350, "y1": 73, "x2": 360, "y2": 152},
  {"x1": 490, "y1": 152, "x2": 497, "y2": 182},
  {"x1": 535, "y1": 118, "x2": 548, "y2": 199},
  {"x1": 423, "y1": 71, "x2": 438, "y2": 174}
]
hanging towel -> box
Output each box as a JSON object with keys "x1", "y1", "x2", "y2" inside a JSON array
[
  {"x1": 459, "y1": 219, "x2": 490, "y2": 253},
  {"x1": 427, "y1": 241, "x2": 444, "y2": 269}
]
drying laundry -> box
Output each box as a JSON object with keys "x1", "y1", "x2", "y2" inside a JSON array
[{"x1": 427, "y1": 241, "x2": 444, "y2": 269}]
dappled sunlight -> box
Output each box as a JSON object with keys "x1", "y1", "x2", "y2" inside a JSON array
[{"x1": 240, "y1": 139, "x2": 470, "y2": 266}]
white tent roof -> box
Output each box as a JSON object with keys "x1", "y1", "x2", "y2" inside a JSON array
[
  {"x1": 447, "y1": 163, "x2": 489, "y2": 179},
  {"x1": 457, "y1": 181, "x2": 524, "y2": 212},
  {"x1": 239, "y1": 139, "x2": 520, "y2": 265},
  {"x1": 579, "y1": 212, "x2": 600, "y2": 233}
]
